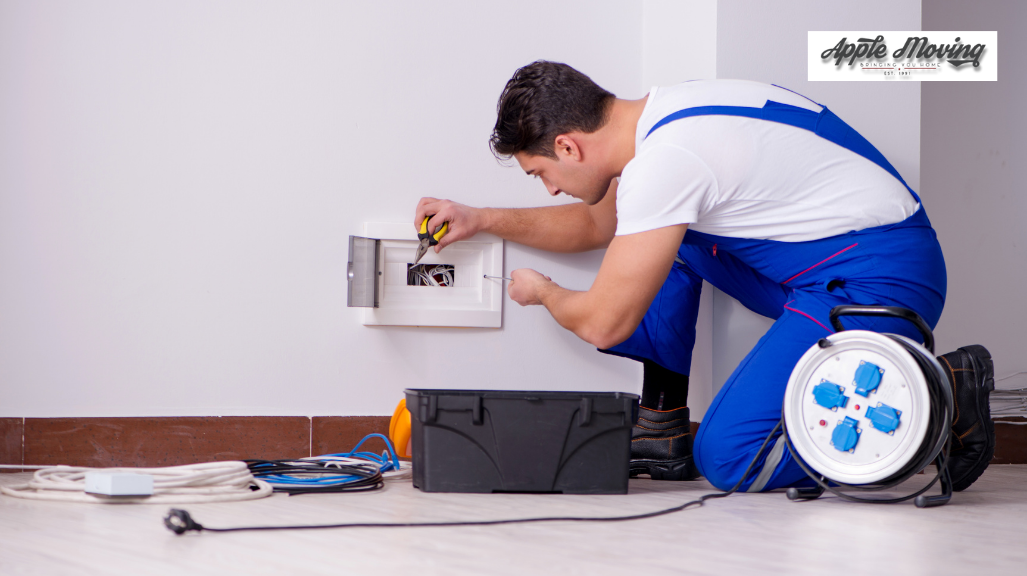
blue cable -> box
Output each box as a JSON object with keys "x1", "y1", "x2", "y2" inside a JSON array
[
  {"x1": 317, "y1": 433, "x2": 401, "y2": 472},
  {"x1": 246, "y1": 433, "x2": 404, "y2": 493}
]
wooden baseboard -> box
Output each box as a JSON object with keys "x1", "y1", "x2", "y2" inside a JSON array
[
  {"x1": 2, "y1": 416, "x2": 1025, "y2": 469},
  {"x1": 993, "y1": 418, "x2": 1027, "y2": 464},
  {"x1": 0, "y1": 416, "x2": 390, "y2": 469}
]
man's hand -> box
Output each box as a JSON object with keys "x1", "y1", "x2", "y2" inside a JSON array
[
  {"x1": 507, "y1": 269, "x2": 554, "y2": 306},
  {"x1": 413, "y1": 180, "x2": 618, "y2": 254},
  {"x1": 414, "y1": 198, "x2": 487, "y2": 253}
]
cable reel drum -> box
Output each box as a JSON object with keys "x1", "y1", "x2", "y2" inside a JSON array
[{"x1": 782, "y1": 306, "x2": 955, "y2": 507}]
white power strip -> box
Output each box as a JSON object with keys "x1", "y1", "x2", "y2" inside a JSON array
[{"x1": 84, "y1": 472, "x2": 154, "y2": 496}]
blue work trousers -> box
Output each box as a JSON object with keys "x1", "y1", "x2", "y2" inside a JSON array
[{"x1": 605, "y1": 207, "x2": 947, "y2": 491}]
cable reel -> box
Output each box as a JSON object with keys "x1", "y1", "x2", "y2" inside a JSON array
[{"x1": 781, "y1": 306, "x2": 955, "y2": 507}]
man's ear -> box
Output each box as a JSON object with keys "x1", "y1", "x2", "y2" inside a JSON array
[{"x1": 553, "y1": 134, "x2": 582, "y2": 162}]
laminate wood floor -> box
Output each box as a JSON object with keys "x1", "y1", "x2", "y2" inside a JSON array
[{"x1": 1, "y1": 466, "x2": 1024, "y2": 575}]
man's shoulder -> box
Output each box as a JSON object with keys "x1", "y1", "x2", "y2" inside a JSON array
[
  {"x1": 643, "y1": 80, "x2": 822, "y2": 128},
  {"x1": 619, "y1": 143, "x2": 717, "y2": 197}
]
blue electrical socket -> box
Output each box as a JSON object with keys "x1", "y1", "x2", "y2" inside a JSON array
[
  {"x1": 865, "y1": 402, "x2": 902, "y2": 434},
  {"x1": 831, "y1": 416, "x2": 862, "y2": 453},
  {"x1": 854, "y1": 361, "x2": 884, "y2": 397},
  {"x1": 812, "y1": 380, "x2": 848, "y2": 411}
]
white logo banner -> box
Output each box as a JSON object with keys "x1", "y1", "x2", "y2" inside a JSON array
[{"x1": 808, "y1": 31, "x2": 997, "y2": 81}]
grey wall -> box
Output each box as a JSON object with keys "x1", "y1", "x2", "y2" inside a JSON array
[
  {"x1": 923, "y1": 0, "x2": 1026, "y2": 389},
  {"x1": 710, "y1": 0, "x2": 923, "y2": 398}
]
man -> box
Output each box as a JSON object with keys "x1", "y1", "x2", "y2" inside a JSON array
[{"x1": 414, "y1": 61, "x2": 995, "y2": 492}]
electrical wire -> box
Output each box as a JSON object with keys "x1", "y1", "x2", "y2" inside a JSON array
[
  {"x1": 165, "y1": 423, "x2": 785, "y2": 534},
  {"x1": 408, "y1": 264, "x2": 454, "y2": 287},
  {"x1": 1, "y1": 461, "x2": 272, "y2": 504},
  {"x1": 167, "y1": 423, "x2": 779, "y2": 533},
  {"x1": 246, "y1": 434, "x2": 403, "y2": 495}
]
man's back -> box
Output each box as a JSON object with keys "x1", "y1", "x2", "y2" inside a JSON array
[{"x1": 616, "y1": 79, "x2": 919, "y2": 242}]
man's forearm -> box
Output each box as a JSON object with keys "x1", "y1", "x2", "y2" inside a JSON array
[
  {"x1": 480, "y1": 204, "x2": 607, "y2": 253},
  {"x1": 536, "y1": 282, "x2": 596, "y2": 341},
  {"x1": 535, "y1": 282, "x2": 631, "y2": 349},
  {"x1": 510, "y1": 225, "x2": 688, "y2": 350}
]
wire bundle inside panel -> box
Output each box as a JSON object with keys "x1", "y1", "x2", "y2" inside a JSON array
[{"x1": 407, "y1": 264, "x2": 455, "y2": 287}]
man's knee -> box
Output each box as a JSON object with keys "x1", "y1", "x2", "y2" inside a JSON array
[{"x1": 694, "y1": 428, "x2": 747, "y2": 491}]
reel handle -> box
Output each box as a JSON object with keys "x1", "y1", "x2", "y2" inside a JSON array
[{"x1": 829, "y1": 305, "x2": 935, "y2": 354}]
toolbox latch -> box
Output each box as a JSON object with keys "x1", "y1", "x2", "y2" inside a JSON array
[
  {"x1": 579, "y1": 397, "x2": 593, "y2": 426},
  {"x1": 419, "y1": 395, "x2": 438, "y2": 424},
  {"x1": 472, "y1": 396, "x2": 483, "y2": 425}
]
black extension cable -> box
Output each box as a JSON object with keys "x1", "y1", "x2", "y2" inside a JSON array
[{"x1": 163, "y1": 421, "x2": 783, "y2": 535}]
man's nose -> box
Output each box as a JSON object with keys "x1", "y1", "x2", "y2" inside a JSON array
[{"x1": 545, "y1": 182, "x2": 560, "y2": 196}]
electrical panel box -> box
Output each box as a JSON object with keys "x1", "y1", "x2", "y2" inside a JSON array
[{"x1": 347, "y1": 223, "x2": 504, "y2": 328}]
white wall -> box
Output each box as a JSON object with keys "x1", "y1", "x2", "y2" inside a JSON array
[
  {"x1": 641, "y1": 0, "x2": 717, "y2": 419},
  {"x1": 710, "y1": 0, "x2": 923, "y2": 397},
  {"x1": 0, "y1": 0, "x2": 647, "y2": 417},
  {"x1": 922, "y1": 0, "x2": 1026, "y2": 389}
]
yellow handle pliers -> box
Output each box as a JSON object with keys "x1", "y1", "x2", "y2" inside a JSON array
[{"x1": 413, "y1": 215, "x2": 449, "y2": 264}]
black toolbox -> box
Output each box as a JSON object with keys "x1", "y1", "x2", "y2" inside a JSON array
[{"x1": 405, "y1": 389, "x2": 639, "y2": 494}]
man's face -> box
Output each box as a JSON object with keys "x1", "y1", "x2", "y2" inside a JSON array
[{"x1": 513, "y1": 140, "x2": 611, "y2": 205}]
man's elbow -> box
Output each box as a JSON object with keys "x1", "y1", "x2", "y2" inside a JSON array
[{"x1": 582, "y1": 322, "x2": 635, "y2": 350}]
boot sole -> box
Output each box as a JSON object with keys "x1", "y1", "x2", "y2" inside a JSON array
[
  {"x1": 629, "y1": 456, "x2": 700, "y2": 481},
  {"x1": 951, "y1": 344, "x2": 996, "y2": 492}
]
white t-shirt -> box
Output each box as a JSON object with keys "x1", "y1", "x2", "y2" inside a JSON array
[{"x1": 615, "y1": 80, "x2": 919, "y2": 242}]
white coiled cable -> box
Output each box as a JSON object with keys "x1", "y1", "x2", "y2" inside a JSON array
[{"x1": 0, "y1": 461, "x2": 273, "y2": 504}]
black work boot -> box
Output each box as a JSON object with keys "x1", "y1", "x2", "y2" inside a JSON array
[
  {"x1": 937, "y1": 344, "x2": 996, "y2": 491},
  {"x1": 629, "y1": 406, "x2": 700, "y2": 481}
]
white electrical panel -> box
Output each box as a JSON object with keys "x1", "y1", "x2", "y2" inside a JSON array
[{"x1": 350, "y1": 222, "x2": 504, "y2": 328}]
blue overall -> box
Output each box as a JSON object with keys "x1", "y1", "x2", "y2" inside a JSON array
[{"x1": 604, "y1": 99, "x2": 947, "y2": 492}]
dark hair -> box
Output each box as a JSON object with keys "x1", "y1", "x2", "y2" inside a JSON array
[{"x1": 489, "y1": 61, "x2": 615, "y2": 159}]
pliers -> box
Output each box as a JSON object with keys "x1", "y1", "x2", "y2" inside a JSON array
[{"x1": 413, "y1": 215, "x2": 449, "y2": 265}]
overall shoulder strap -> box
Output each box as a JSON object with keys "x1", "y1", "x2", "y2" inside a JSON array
[{"x1": 645, "y1": 100, "x2": 920, "y2": 203}]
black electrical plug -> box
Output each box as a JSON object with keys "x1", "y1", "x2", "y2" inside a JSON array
[{"x1": 164, "y1": 509, "x2": 204, "y2": 535}]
